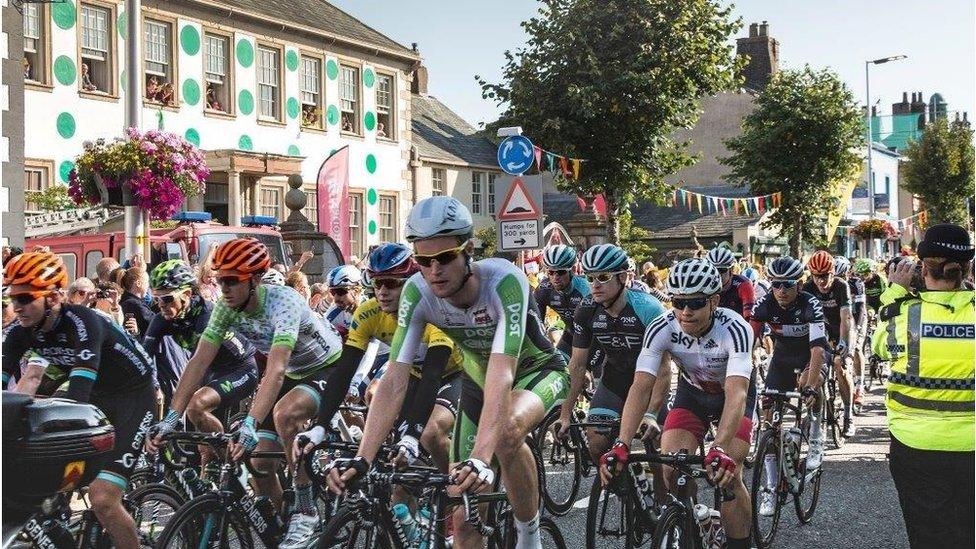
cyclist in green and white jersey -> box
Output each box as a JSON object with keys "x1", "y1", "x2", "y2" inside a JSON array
[{"x1": 325, "y1": 197, "x2": 568, "y2": 549}]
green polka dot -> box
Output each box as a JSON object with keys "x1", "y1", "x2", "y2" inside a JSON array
[
  {"x1": 59, "y1": 161, "x2": 75, "y2": 183},
  {"x1": 286, "y1": 97, "x2": 300, "y2": 120},
  {"x1": 326, "y1": 105, "x2": 340, "y2": 125},
  {"x1": 326, "y1": 59, "x2": 339, "y2": 80},
  {"x1": 238, "y1": 135, "x2": 253, "y2": 151},
  {"x1": 285, "y1": 50, "x2": 299, "y2": 72},
  {"x1": 236, "y1": 39, "x2": 254, "y2": 68},
  {"x1": 368, "y1": 220, "x2": 377, "y2": 235},
  {"x1": 180, "y1": 25, "x2": 200, "y2": 56},
  {"x1": 288, "y1": 145, "x2": 300, "y2": 156},
  {"x1": 185, "y1": 128, "x2": 200, "y2": 147},
  {"x1": 57, "y1": 113, "x2": 76, "y2": 139},
  {"x1": 367, "y1": 188, "x2": 378, "y2": 205},
  {"x1": 120, "y1": 70, "x2": 126, "y2": 92},
  {"x1": 364, "y1": 111, "x2": 376, "y2": 132},
  {"x1": 53, "y1": 56, "x2": 76, "y2": 86},
  {"x1": 365, "y1": 154, "x2": 377, "y2": 174},
  {"x1": 182, "y1": 79, "x2": 200, "y2": 105},
  {"x1": 239, "y1": 90, "x2": 254, "y2": 115},
  {"x1": 52, "y1": 0, "x2": 75, "y2": 30},
  {"x1": 117, "y1": 12, "x2": 126, "y2": 37},
  {"x1": 363, "y1": 68, "x2": 375, "y2": 88}
]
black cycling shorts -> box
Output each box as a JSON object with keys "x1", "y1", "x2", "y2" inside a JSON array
[
  {"x1": 204, "y1": 365, "x2": 259, "y2": 423},
  {"x1": 765, "y1": 353, "x2": 828, "y2": 394},
  {"x1": 257, "y1": 367, "x2": 334, "y2": 441},
  {"x1": 94, "y1": 384, "x2": 156, "y2": 490},
  {"x1": 394, "y1": 372, "x2": 463, "y2": 434},
  {"x1": 586, "y1": 379, "x2": 626, "y2": 421}
]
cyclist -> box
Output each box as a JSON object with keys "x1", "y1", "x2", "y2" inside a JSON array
[
  {"x1": 803, "y1": 250, "x2": 856, "y2": 437},
  {"x1": 750, "y1": 256, "x2": 828, "y2": 515},
  {"x1": 856, "y1": 258, "x2": 887, "y2": 313},
  {"x1": 556, "y1": 243, "x2": 667, "y2": 466},
  {"x1": 3, "y1": 252, "x2": 156, "y2": 549},
  {"x1": 148, "y1": 238, "x2": 343, "y2": 547},
  {"x1": 325, "y1": 197, "x2": 568, "y2": 549},
  {"x1": 323, "y1": 264, "x2": 364, "y2": 341},
  {"x1": 626, "y1": 258, "x2": 652, "y2": 293},
  {"x1": 707, "y1": 246, "x2": 757, "y2": 328},
  {"x1": 601, "y1": 258, "x2": 755, "y2": 549},
  {"x1": 297, "y1": 243, "x2": 465, "y2": 475},
  {"x1": 532, "y1": 244, "x2": 590, "y2": 360},
  {"x1": 261, "y1": 268, "x2": 286, "y2": 286},
  {"x1": 142, "y1": 260, "x2": 258, "y2": 468},
  {"x1": 836, "y1": 256, "x2": 867, "y2": 410}
]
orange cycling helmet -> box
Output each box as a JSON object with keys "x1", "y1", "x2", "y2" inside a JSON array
[
  {"x1": 3, "y1": 252, "x2": 69, "y2": 293},
  {"x1": 213, "y1": 238, "x2": 271, "y2": 276},
  {"x1": 806, "y1": 250, "x2": 834, "y2": 275}
]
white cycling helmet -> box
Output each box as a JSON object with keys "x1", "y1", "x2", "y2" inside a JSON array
[
  {"x1": 542, "y1": 245, "x2": 577, "y2": 270},
  {"x1": 706, "y1": 246, "x2": 736, "y2": 269},
  {"x1": 327, "y1": 265, "x2": 362, "y2": 288},
  {"x1": 833, "y1": 256, "x2": 851, "y2": 277},
  {"x1": 261, "y1": 269, "x2": 285, "y2": 286},
  {"x1": 405, "y1": 196, "x2": 473, "y2": 243},
  {"x1": 766, "y1": 256, "x2": 804, "y2": 280},
  {"x1": 667, "y1": 258, "x2": 722, "y2": 296}
]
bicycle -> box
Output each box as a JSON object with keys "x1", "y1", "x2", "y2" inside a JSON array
[
  {"x1": 534, "y1": 400, "x2": 589, "y2": 516},
  {"x1": 823, "y1": 347, "x2": 848, "y2": 449},
  {"x1": 749, "y1": 388, "x2": 823, "y2": 549}
]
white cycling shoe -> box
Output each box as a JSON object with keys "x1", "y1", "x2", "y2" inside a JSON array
[
  {"x1": 806, "y1": 436, "x2": 824, "y2": 470},
  {"x1": 279, "y1": 510, "x2": 319, "y2": 549},
  {"x1": 759, "y1": 491, "x2": 776, "y2": 516}
]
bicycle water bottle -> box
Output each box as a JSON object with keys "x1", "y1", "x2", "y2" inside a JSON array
[
  {"x1": 693, "y1": 504, "x2": 726, "y2": 549},
  {"x1": 785, "y1": 427, "x2": 802, "y2": 489},
  {"x1": 393, "y1": 503, "x2": 419, "y2": 545},
  {"x1": 180, "y1": 467, "x2": 210, "y2": 496}
]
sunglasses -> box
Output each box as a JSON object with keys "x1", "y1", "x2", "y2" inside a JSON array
[
  {"x1": 153, "y1": 293, "x2": 181, "y2": 305},
  {"x1": 672, "y1": 296, "x2": 711, "y2": 311},
  {"x1": 811, "y1": 273, "x2": 831, "y2": 281},
  {"x1": 71, "y1": 289, "x2": 92, "y2": 296},
  {"x1": 414, "y1": 245, "x2": 466, "y2": 268},
  {"x1": 10, "y1": 291, "x2": 50, "y2": 306},
  {"x1": 372, "y1": 278, "x2": 406, "y2": 290},
  {"x1": 330, "y1": 288, "x2": 350, "y2": 297},
  {"x1": 771, "y1": 279, "x2": 799, "y2": 289},
  {"x1": 585, "y1": 271, "x2": 625, "y2": 284},
  {"x1": 218, "y1": 274, "x2": 251, "y2": 287},
  {"x1": 716, "y1": 267, "x2": 731, "y2": 274},
  {"x1": 547, "y1": 269, "x2": 569, "y2": 277}
]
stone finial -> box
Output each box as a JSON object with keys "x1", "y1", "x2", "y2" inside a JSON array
[{"x1": 285, "y1": 174, "x2": 307, "y2": 213}]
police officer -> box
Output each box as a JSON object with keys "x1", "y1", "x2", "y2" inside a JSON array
[{"x1": 872, "y1": 223, "x2": 975, "y2": 549}]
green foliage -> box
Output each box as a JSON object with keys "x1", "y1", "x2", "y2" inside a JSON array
[
  {"x1": 478, "y1": 0, "x2": 744, "y2": 242},
  {"x1": 721, "y1": 67, "x2": 864, "y2": 256},
  {"x1": 901, "y1": 118, "x2": 975, "y2": 226},
  {"x1": 618, "y1": 209, "x2": 656, "y2": 263},
  {"x1": 35, "y1": 185, "x2": 75, "y2": 212},
  {"x1": 474, "y1": 225, "x2": 497, "y2": 260}
]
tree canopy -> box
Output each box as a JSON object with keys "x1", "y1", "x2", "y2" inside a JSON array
[{"x1": 901, "y1": 117, "x2": 975, "y2": 226}]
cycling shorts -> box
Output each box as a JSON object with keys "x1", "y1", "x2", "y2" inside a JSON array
[
  {"x1": 395, "y1": 371, "x2": 463, "y2": 428},
  {"x1": 451, "y1": 367, "x2": 569, "y2": 463},
  {"x1": 586, "y1": 379, "x2": 626, "y2": 421},
  {"x1": 257, "y1": 366, "x2": 334, "y2": 441},
  {"x1": 204, "y1": 366, "x2": 259, "y2": 423},
  {"x1": 94, "y1": 384, "x2": 156, "y2": 490},
  {"x1": 765, "y1": 353, "x2": 828, "y2": 394},
  {"x1": 663, "y1": 376, "x2": 756, "y2": 444}
]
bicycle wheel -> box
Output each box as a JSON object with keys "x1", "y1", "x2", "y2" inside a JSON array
[
  {"x1": 584, "y1": 477, "x2": 634, "y2": 549},
  {"x1": 155, "y1": 493, "x2": 254, "y2": 549},
  {"x1": 825, "y1": 389, "x2": 845, "y2": 449},
  {"x1": 539, "y1": 516, "x2": 567, "y2": 549},
  {"x1": 126, "y1": 483, "x2": 184, "y2": 547},
  {"x1": 650, "y1": 504, "x2": 693, "y2": 549},
  {"x1": 536, "y1": 408, "x2": 583, "y2": 516},
  {"x1": 317, "y1": 504, "x2": 397, "y2": 549},
  {"x1": 750, "y1": 430, "x2": 784, "y2": 549},
  {"x1": 793, "y1": 414, "x2": 823, "y2": 524}
]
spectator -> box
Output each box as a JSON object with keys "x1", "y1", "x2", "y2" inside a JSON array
[
  {"x1": 81, "y1": 62, "x2": 97, "y2": 91},
  {"x1": 3, "y1": 246, "x2": 23, "y2": 267},
  {"x1": 95, "y1": 257, "x2": 121, "y2": 284},
  {"x1": 120, "y1": 267, "x2": 154, "y2": 339},
  {"x1": 286, "y1": 271, "x2": 311, "y2": 303},
  {"x1": 309, "y1": 282, "x2": 330, "y2": 315},
  {"x1": 91, "y1": 281, "x2": 125, "y2": 326},
  {"x1": 195, "y1": 242, "x2": 221, "y2": 302},
  {"x1": 2, "y1": 292, "x2": 15, "y2": 328},
  {"x1": 66, "y1": 277, "x2": 97, "y2": 306},
  {"x1": 272, "y1": 263, "x2": 288, "y2": 274}
]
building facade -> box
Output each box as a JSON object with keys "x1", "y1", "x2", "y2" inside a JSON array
[
  {"x1": 20, "y1": 0, "x2": 419, "y2": 258},
  {"x1": 3, "y1": 0, "x2": 27, "y2": 247}
]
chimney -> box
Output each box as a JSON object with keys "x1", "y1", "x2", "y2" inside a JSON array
[
  {"x1": 736, "y1": 22, "x2": 779, "y2": 91},
  {"x1": 903, "y1": 92, "x2": 908, "y2": 103},
  {"x1": 871, "y1": 106, "x2": 877, "y2": 117},
  {"x1": 411, "y1": 63, "x2": 428, "y2": 95}
]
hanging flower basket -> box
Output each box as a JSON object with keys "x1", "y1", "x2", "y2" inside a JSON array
[
  {"x1": 68, "y1": 128, "x2": 209, "y2": 220},
  {"x1": 852, "y1": 218, "x2": 898, "y2": 240}
]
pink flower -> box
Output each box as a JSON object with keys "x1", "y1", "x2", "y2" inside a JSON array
[{"x1": 141, "y1": 141, "x2": 158, "y2": 154}]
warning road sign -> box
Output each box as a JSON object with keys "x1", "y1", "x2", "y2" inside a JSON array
[
  {"x1": 500, "y1": 219, "x2": 540, "y2": 250},
  {"x1": 497, "y1": 177, "x2": 541, "y2": 220}
]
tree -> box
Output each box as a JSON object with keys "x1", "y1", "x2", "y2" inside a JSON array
[
  {"x1": 474, "y1": 225, "x2": 497, "y2": 260},
  {"x1": 478, "y1": 0, "x2": 743, "y2": 243},
  {"x1": 901, "y1": 117, "x2": 975, "y2": 226},
  {"x1": 34, "y1": 185, "x2": 74, "y2": 212},
  {"x1": 721, "y1": 67, "x2": 864, "y2": 256},
  {"x1": 618, "y1": 209, "x2": 656, "y2": 264}
]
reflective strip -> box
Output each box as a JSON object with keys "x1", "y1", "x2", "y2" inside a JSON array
[
  {"x1": 889, "y1": 372, "x2": 976, "y2": 390},
  {"x1": 906, "y1": 302, "x2": 922, "y2": 376},
  {"x1": 886, "y1": 314, "x2": 901, "y2": 359},
  {"x1": 889, "y1": 390, "x2": 975, "y2": 412},
  {"x1": 95, "y1": 471, "x2": 128, "y2": 490}
]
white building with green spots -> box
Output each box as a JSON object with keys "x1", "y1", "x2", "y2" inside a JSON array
[{"x1": 22, "y1": 0, "x2": 423, "y2": 255}]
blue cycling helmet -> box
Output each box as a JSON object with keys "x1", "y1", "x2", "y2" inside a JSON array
[
  {"x1": 580, "y1": 244, "x2": 629, "y2": 273},
  {"x1": 542, "y1": 245, "x2": 577, "y2": 270},
  {"x1": 742, "y1": 267, "x2": 758, "y2": 283},
  {"x1": 366, "y1": 243, "x2": 418, "y2": 278}
]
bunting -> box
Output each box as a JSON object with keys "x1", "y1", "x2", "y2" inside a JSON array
[
  {"x1": 837, "y1": 210, "x2": 931, "y2": 234},
  {"x1": 669, "y1": 188, "x2": 783, "y2": 217},
  {"x1": 532, "y1": 145, "x2": 586, "y2": 181}
]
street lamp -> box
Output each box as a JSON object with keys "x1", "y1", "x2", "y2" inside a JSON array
[{"x1": 864, "y1": 54, "x2": 907, "y2": 258}]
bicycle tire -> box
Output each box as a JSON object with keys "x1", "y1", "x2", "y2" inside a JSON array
[
  {"x1": 750, "y1": 430, "x2": 783, "y2": 549},
  {"x1": 793, "y1": 413, "x2": 823, "y2": 524},
  {"x1": 317, "y1": 503, "x2": 398, "y2": 549},
  {"x1": 650, "y1": 504, "x2": 693, "y2": 549},
  {"x1": 536, "y1": 407, "x2": 583, "y2": 516},
  {"x1": 826, "y1": 392, "x2": 845, "y2": 449},
  {"x1": 540, "y1": 516, "x2": 568, "y2": 548},
  {"x1": 126, "y1": 483, "x2": 184, "y2": 547},
  {"x1": 584, "y1": 477, "x2": 634, "y2": 549},
  {"x1": 155, "y1": 493, "x2": 254, "y2": 549}
]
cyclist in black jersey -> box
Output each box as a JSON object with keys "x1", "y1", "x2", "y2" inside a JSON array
[
  {"x1": 2, "y1": 252, "x2": 155, "y2": 549},
  {"x1": 143, "y1": 260, "x2": 258, "y2": 465},
  {"x1": 836, "y1": 256, "x2": 868, "y2": 411},
  {"x1": 532, "y1": 245, "x2": 591, "y2": 359}
]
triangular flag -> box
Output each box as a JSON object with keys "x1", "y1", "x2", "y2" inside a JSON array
[
  {"x1": 696, "y1": 193, "x2": 703, "y2": 213},
  {"x1": 720, "y1": 199, "x2": 726, "y2": 216},
  {"x1": 687, "y1": 191, "x2": 693, "y2": 210},
  {"x1": 534, "y1": 147, "x2": 543, "y2": 171},
  {"x1": 559, "y1": 156, "x2": 570, "y2": 177},
  {"x1": 576, "y1": 196, "x2": 587, "y2": 212},
  {"x1": 546, "y1": 152, "x2": 556, "y2": 171},
  {"x1": 572, "y1": 159, "x2": 581, "y2": 180}
]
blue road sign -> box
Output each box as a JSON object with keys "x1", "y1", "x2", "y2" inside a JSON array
[{"x1": 497, "y1": 135, "x2": 535, "y2": 175}]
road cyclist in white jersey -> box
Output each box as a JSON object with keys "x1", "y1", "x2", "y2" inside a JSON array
[
  {"x1": 600, "y1": 258, "x2": 756, "y2": 549},
  {"x1": 322, "y1": 197, "x2": 568, "y2": 549}
]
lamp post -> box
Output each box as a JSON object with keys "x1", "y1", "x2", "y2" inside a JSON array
[
  {"x1": 124, "y1": 0, "x2": 149, "y2": 260},
  {"x1": 864, "y1": 54, "x2": 906, "y2": 257}
]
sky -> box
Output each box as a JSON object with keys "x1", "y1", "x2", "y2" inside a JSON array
[{"x1": 330, "y1": 0, "x2": 976, "y2": 128}]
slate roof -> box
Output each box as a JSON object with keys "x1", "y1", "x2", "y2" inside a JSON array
[
  {"x1": 412, "y1": 94, "x2": 499, "y2": 167},
  {"x1": 196, "y1": 0, "x2": 416, "y2": 58}
]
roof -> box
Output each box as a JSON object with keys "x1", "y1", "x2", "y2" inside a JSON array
[
  {"x1": 191, "y1": 0, "x2": 417, "y2": 58},
  {"x1": 411, "y1": 94, "x2": 499, "y2": 167}
]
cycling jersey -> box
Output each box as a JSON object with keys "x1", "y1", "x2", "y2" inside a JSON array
[
  {"x1": 2, "y1": 304, "x2": 154, "y2": 401},
  {"x1": 751, "y1": 292, "x2": 829, "y2": 392},
  {"x1": 802, "y1": 278, "x2": 850, "y2": 340},
  {"x1": 719, "y1": 274, "x2": 756, "y2": 324},
  {"x1": 346, "y1": 297, "x2": 463, "y2": 379},
  {"x1": 532, "y1": 275, "x2": 590, "y2": 355},
  {"x1": 201, "y1": 284, "x2": 342, "y2": 377},
  {"x1": 848, "y1": 276, "x2": 866, "y2": 326},
  {"x1": 391, "y1": 258, "x2": 566, "y2": 388},
  {"x1": 754, "y1": 279, "x2": 771, "y2": 305},
  {"x1": 863, "y1": 273, "x2": 887, "y2": 311},
  {"x1": 572, "y1": 289, "x2": 666, "y2": 398},
  {"x1": 629, "y1": 279, "x2": 651, "y2": 293},
  {"x1": 325, "y1": 297, "x2": 365, "y2": 341}
]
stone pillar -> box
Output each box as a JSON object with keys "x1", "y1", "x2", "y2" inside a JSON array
[
  {"x1": 228, "y1": 170, "x2": 241, "y2": 226},
  {"x1": 279, "y1": 174, "x2": 339, "y2": 284}
]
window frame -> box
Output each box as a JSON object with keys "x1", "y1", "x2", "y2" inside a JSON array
[
  {"x1": 487, "y1": 173, "x2": 497, "y2": 216},
  {"x1": 302, "y1": 184, "x2": 318, "y2": 224},
  {"x1": 142, "y1": 15, "x2": 179, "y2": 107},
  {"x1": 348, "y1": 190, "x2": 365, "y2": 258},
  {"x1": 23, "y1": 2, "x2": 52, "y2": 88},
  {"x1": 77, "y1": 1, "x2": 118, "y2": 98},
  {"x1": 258, "y1": 183, "x2": 284, "y2": 221},
  {"x1": 255, "y1": 42, "x2": 285, "y2": 123},
  {"x1": 431, "y1": 168, "x2": 445, "y2": 197},
  {"x1": 202, "y1": 27, "x2": 235, "y2": 116},
  {"x1": 471, "y1": 171, "x2": 483, "y2": 215},
  {"x1": 374, "y1": 71, "x2": 396, "y2": 141},
  {"x1": 299, "y1": 51, "x2": 325, "y2": 130},
  {"x1": 23, "y1": 159, "x2": 55, "y2": 214},
  {"x1": 338, "y1": 63, "x2": 361, "y2": 135},
  {"x1": 378, "y1": 192, "x2": 398, "y2": 243}
]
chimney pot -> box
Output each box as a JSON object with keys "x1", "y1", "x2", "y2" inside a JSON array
[
  {"x1": 902, "y1": 92, "x2": 908, "y2": 103},
  {"x1": 760, "y1": 21, "x2": 769, "y2": 36},
  {"x1": 411, "y1": 42, "x2": 418, "y2": 52},
  {"x1": 749, "y1": 23, "x2": 758, "y2": 38},
  {"x1": 872, "y1": 106, "x2": 877, "y2": 117}
]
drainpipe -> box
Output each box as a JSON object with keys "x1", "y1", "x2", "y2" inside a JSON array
[{"x1": 409, "y1": 145, "x2": 421, "y2": 205}]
